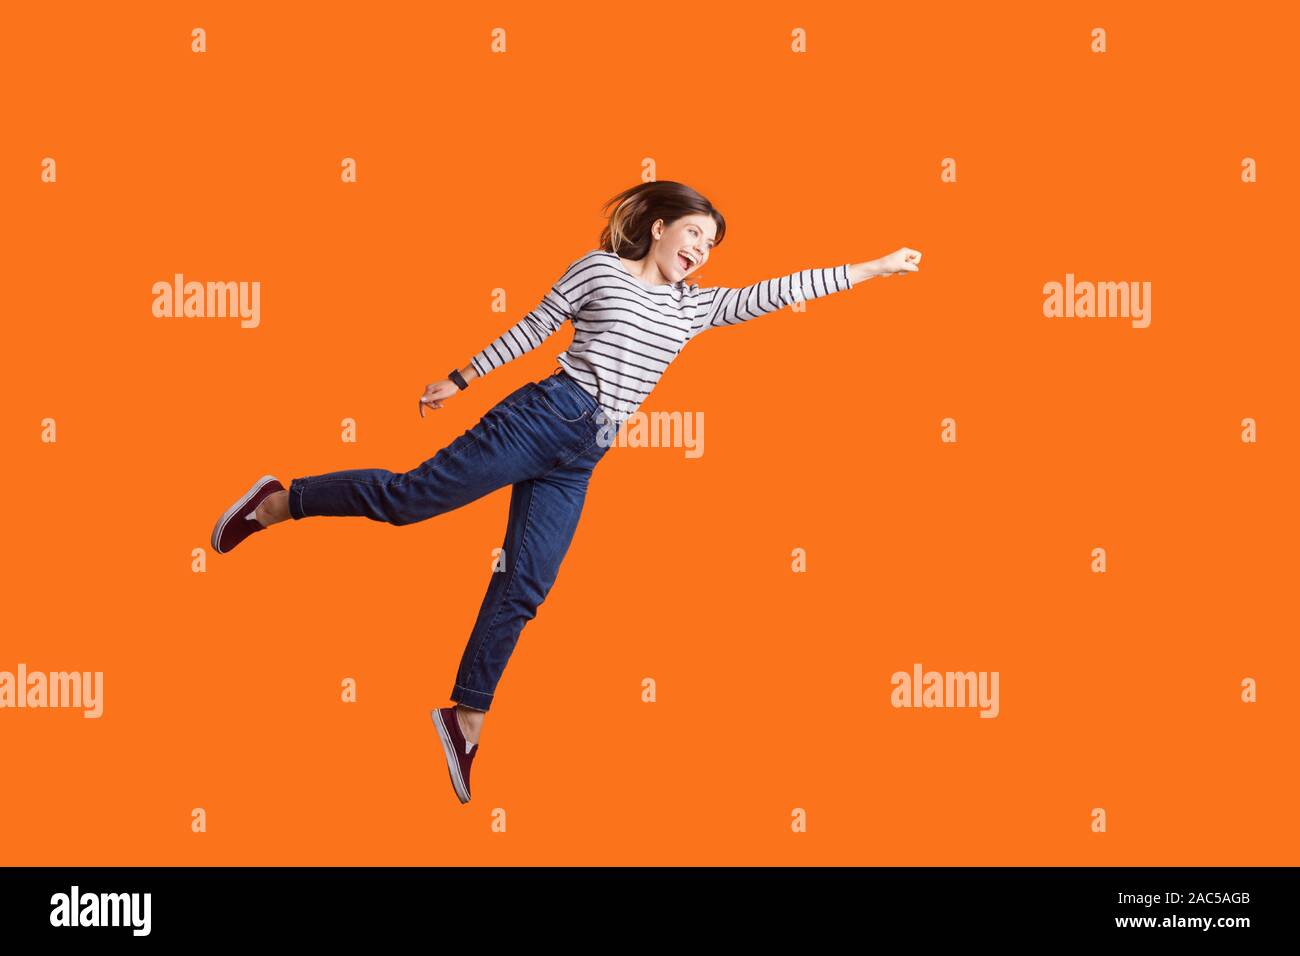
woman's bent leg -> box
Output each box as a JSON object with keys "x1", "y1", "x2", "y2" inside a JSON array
[
  {"x1": 287, "y1": 382, "x2": 558, "y2": 526},
  {"x1": 287, "y1": 430, "x2": 496, "y2": 526}
]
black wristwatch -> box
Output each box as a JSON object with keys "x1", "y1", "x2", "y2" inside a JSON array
[{"x1": 449, "y1": 369, "x2": 469, "y2": 390}]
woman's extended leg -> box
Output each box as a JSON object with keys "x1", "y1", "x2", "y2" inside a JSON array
[
  {"x1": 449, "y1": 441, "x2": 603, "y2": 717},
  {"x1": 425, "y1": 367, "x2": 612, "y2": 803},
  {"x1": 428, "y1": 440, "x2": 606, "y2": 804}
]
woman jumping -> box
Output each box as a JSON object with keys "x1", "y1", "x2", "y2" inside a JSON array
[{"x1": 209, "y1": 180, "x2": 922, "y2": 804}]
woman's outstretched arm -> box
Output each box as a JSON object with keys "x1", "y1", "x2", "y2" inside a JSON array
[{"x1": 696, "y1": 246, "x2": 922, "y2": 331}]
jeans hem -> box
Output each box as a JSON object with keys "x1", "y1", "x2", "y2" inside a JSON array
[
  {"x1": 288, "y1": 478, "x2": 307, "y2": 520},
  {"x1": 450, "y1": 684, "x2": 494, "y2": 712}
]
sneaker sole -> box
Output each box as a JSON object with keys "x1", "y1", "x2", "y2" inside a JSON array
[
  {"x1": 211, "y1": 474, "x2": 279, "y2": 554},
  {"x1": 430, "y1": 708, "x2": 471, "y2": 804}
]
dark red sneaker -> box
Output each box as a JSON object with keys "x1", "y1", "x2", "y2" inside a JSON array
[
  {"x1": 211, "y1": 475, "x2": 285, "y2": 554},
  {"x1": 431, "y1": 706, "x2": 478, "y2": 804}
]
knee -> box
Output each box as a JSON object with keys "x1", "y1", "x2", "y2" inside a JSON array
[{"x1": 374, "y1": 474, "x2": 422, "y2": 526}]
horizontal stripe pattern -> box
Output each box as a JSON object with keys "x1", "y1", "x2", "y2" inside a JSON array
[{"x1": 469, "y1": 249, "x2": 855, "y2": 425}]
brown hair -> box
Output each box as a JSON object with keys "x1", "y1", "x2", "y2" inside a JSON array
[{"x1": 598, "y1": 181, "x2": 726, "y2": 259}]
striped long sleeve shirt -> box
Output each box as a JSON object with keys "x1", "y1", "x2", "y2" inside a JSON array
[{"x1": 468, "y1": 248, "x2": 856, "y2": 426}]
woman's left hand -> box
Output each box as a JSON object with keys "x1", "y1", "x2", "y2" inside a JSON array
[{"x1": 872, "y1": 247, "x2": 923, "y2": 276}]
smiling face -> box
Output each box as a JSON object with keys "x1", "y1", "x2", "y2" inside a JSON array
[{"x1": 650, "y1": 213, "x2": 718, "y2": 283}]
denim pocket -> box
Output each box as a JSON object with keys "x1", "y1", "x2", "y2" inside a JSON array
[{"x1": 534, "y1": 378, "x2": 592, "y2": 423}]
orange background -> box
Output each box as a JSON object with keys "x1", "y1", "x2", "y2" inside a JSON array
[{"x1": 3, "y1": 1, "x2": 1296, "y2": 865}]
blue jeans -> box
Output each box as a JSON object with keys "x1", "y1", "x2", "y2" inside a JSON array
[{"x1": 286, "y1": 367, "x2": 615, "y2": 712}]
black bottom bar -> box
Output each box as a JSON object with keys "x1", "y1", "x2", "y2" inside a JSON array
[{"x1": 0, "y1": 866, "x2": 1292, "y2": 941}]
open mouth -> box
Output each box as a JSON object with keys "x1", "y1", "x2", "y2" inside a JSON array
[{"x1": 677, "y1": 253, "x2": 693, "y2": 271}]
